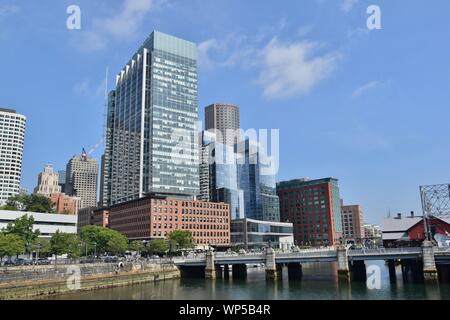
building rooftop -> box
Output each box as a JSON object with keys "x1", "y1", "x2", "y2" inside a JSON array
[
  {"x1": 277, "y1": 177, "x2": 338, "y2": 188},
  {"x1": 0, "y1": 108, "x2": 16, "y2": 113}
]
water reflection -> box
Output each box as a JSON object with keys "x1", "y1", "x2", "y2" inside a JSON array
[{"x1": 43, "y1": 261, "x2": 450, "y2": 300}]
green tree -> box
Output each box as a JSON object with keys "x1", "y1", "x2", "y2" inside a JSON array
[
  {"x1": 147, "y1": 239, "x2": 169, "y2": 255},
  {"x1": 106, "y1": 233, "x2": 128, "y2": 255},
  {"x1": 50, "y1": 231, "x2": 80, "y2": 261},
  {"x1": 1, "y1": 194, "x2": 55, "y2": 213},
  {"x1": 30, "y1": 238, "x2": 51, "y2": 258},
  {"x1": 0, "y1": 233, "x2": 24, "y2": 262},
  {"x1": 4, "y1": 215, "x2": 40, "y2": 255},
  {"x1": 168, "y1": 230, "x2": 194, "y2": 250},
  {"x1": 80, "y1": 225, "x2": 128, "y2": 255},
  {"x1": 129, "y1": 240, "x2": 145, "y2": 253}
]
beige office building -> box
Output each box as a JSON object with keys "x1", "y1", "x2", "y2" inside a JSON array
[
  {"x1": 65, "y1": 149, "x2": 98, "y2": 209},
  {"x1": 33, "y1": 164, "x2": 61, "y2": 197},
  {"x1": 205, "y1": 103, "x2": 240, "y2": 146},
  {"x1": 341, "y1": 202, "x2": 365, "y2": 242}
]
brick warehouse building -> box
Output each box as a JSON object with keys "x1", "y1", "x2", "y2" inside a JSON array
[
  {"x1": 108, "y1": 195, "x2": 231, "y2": 249},
  {"x1": 277, "y1": 178, "x2": 343, "y2": 247}
]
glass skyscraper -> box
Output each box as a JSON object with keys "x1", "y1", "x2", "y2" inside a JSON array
[
  {"x1": 236, "y1": 139, "x2": 280, "y2": 222},
  {"x1": 199, "y1": 130, "x2": 244, "y2": 220},
  {"x1": 101, "y1": 31, "x2": 199, "y2": 206}
]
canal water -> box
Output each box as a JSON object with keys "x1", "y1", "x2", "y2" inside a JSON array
[{"x1": 43, "y1": 261, "x2": 450, "y2": 300}]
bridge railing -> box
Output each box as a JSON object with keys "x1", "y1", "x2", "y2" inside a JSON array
[
  {"x1": 276, "y1": 250, "x2": 337, "y2": 258},
  {"x1": 348, "y1": 247, "x2": 421, "y2": 256}
]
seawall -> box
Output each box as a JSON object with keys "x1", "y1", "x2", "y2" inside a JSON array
[{"x1": 0, "y1": 261, "x2": 180, "y2": 299}]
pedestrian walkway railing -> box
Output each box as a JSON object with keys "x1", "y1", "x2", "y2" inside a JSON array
[{"x1": 348, "y1": 247, "x2": 422, "y2": 256}]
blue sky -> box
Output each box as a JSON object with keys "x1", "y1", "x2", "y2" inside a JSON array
[{"x1": 1, "y1": 0, "x2": 450, "y2": 224}]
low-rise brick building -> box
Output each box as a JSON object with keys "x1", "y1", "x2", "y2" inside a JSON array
[{"x1": 108, "y1": 195, "x2": 231, "y2": 249}]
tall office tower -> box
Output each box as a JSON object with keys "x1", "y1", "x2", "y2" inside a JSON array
[
  {"x1": 101, "y1": 31, "x2": 199, "y2": 206},
  {"x1": 341, "y1": 201, "x2": 365, "y2": 242},
  {"x1": 65, "y1": 149, "x2": 98, "y2": 209},
  {"x1": 277, "y1": 178, "x2": 343, "y2": 246},
  {"x1": 0, "y1": 108, "x2": 26, "y2": 205},
  {"x1": 205, "y1": 103, "x2": 240, "y2": 146},
  {"x1": 236, "y1": 139, "x2": 280, "y2": 222},
  {"x1": 58, "y1": 170, "x2": 66, "y2": 193},
  {"x1": 200, "y1": 130, "x2": 244, "y2": 220},
  {"x1": 33, "y1": 164, "x2": 61, "y2": 197}
]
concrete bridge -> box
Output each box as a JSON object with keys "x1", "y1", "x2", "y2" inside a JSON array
[{"x1": 173, "y1": 241, "x2": 450, "y2": 283}]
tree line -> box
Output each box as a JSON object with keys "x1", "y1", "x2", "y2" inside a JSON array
[{"x1": 0, "y1": 214, "x2": 194, "y2": 263}]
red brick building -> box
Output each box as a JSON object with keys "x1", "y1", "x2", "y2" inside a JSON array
[
  {"x1": 277, "y1": 178, "x2": 343, "y2": 247},
  {"x1": 381, "y1": 213, "x2": 450, "y2": 247},
  {"x1": 108, "y1": 195, "x2": 230, "y2": 249},
  {"x1": 77, "y1": 207, "x2": 109, "y2": 232},
  {"x1": 49, "y1": 192, "x2": 80, "y2": 215}
]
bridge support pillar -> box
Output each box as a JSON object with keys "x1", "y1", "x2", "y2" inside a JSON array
[
  {"x1": 205, "y1": 250, "x2": 216, "y2": 280},
  {"x1": 350, "y1": 260, "x2": 366, "y2": 282},
  {"x1": 437, "y1": 264, "x2": 450, "y2": 283},
  {"x1": 401, "y1": 259, "x2": 411, "y2": 282},
  {"x1": 422, "y1": 240, "x2": 438, "y2": 282},
  {"x1": 287, "y1": 263, "x2": 302, "y2": 280},
  {"x1": 387, "y1": 260, "x2": 397, "y2": 283},
  {"x1": 232, "y1": 264, "x2": 247, "y2": 279},
  {"x1": 265, "y1": 248, "x2": 279, "y2": 280},
  {"x1": 224, "y1": 264, "x2": 230, "y2": 279},
  {"x1": 337, "y1": 246, "x2": 350, "y2": 282}
]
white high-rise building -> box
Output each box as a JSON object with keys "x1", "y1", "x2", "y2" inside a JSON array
[{"x1": 0, "y1": 108, "x2": 26, "y2": 205}]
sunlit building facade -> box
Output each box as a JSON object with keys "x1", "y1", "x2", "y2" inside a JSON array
[
  {"x1": 0, "y1": 108, "x2": 26, "y2": 205},
  {"x1": 102, "y1": 31, "x2": 199, "y2": 206}
]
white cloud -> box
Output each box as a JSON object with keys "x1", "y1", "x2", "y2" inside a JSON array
[
  {"x1": 352, "y1": 81, "x2": 379, "y2": 98},
  {"x1": 258, "y1": 38, "x2": 340, "y2": 99},
  {"x1": 71, "y1": 0, "x2": 161, "y2": 52},
  {"x1": 341, "y1": 0, "x2": 359, "y2": 13},
  {"x1": 198, "y1": 33, "x2": 258, "y2": 70},
  {"x1": 98, "y1": 0, "x2": 155, "y2": 39},
  {"x1": 198, "y1": 21, "x2": 341, "y2": 99},
  {"x1": 197, "y1": 39, "x2": 223, "y2": 70}
]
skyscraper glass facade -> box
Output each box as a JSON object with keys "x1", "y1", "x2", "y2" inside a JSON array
[
  {"x1": 236, "y1": 139, "x2": 280, "y2": 222},
  {"x1": 200, "y1": 131, "x2": 243, "y2": 220},
  {"x1": 103, "y1": 31, "x2": 199, "y2": 206}
]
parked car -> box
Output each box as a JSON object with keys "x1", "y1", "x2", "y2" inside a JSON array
[
  {"x1": 36, "y1": 258, "x2": 51, "y2": 265},
  {"x1": 103, "y1": 256, "x2": 119, "y2": 263}
]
